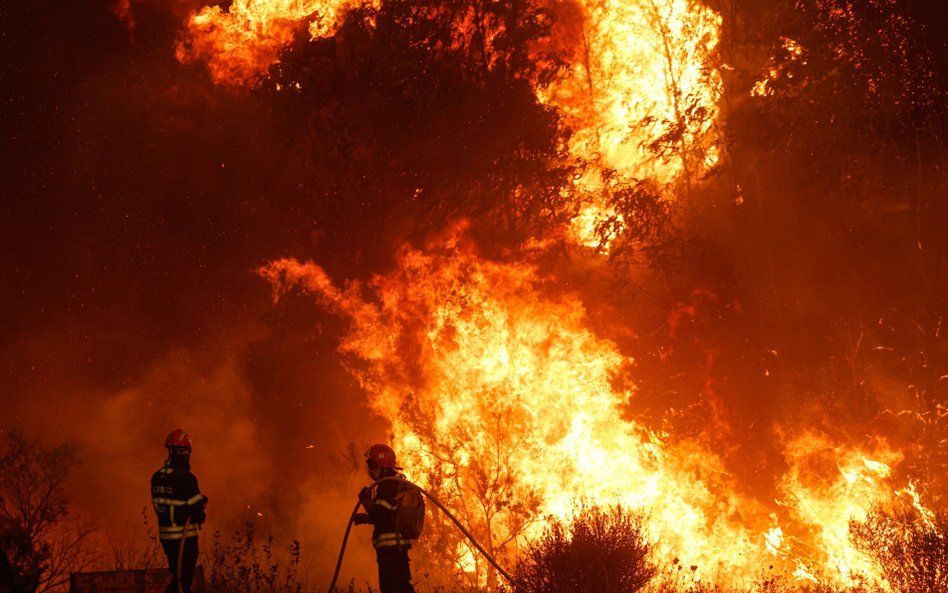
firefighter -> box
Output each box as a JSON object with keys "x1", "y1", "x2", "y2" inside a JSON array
[
  {"x1": 353, "y1": 444, "x2": 416, "y2": 593},
  {"x1": 151, "y1": 429, "x2": 207, "y2": 593}
]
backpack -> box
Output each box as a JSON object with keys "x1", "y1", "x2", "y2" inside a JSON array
[{"x1": 394, "y1": 482, "x2": 425, "y2": 539}]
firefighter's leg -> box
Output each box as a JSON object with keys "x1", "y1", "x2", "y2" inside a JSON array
[
  {"x1": 376, "y1": 550, "x2": 394, "y2": 593},
  {"x1": 161, "y1": 540, "x2": 179, "y2": 593},
  {"x1": 377, "y1": 549, "x2": 414, "y2": 593},
  {"x1": 179, "y1": 537, "x2": 199, "y2": 593}
]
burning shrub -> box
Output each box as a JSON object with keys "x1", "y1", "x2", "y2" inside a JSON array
[
  {"x1": 849, "y1": 503, "x2": 948, "y2": 593},
  {"x1": 515, "y1": 504, "x2": 655, "y2": 593}
]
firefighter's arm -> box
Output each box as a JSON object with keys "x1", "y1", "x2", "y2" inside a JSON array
[
  {"x1": 185, "y1": 475, "x2": 208, "y2": 524},
  {"x1": 186, "y1": 493, "x2": 208, "y2": 524},
  {"x1": 358, "y1": 487, "x2": 374, "y2": 512},
  {"x1": 361, "y1": 486, "x2": 397, "y2": 524}
]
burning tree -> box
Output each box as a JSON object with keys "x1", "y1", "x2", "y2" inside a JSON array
[
  {"x1": 258, "y1": 0, "x2": 576, "y2": 253},
  {"x1": 400, "y1": 388, "x2": 544, "y2": 588}
]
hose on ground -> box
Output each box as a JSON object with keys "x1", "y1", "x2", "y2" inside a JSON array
[{"x1": 327, "y1": 476, "x2": 525, "y2": 593}]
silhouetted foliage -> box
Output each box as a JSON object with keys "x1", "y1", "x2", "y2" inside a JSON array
[
  {"x1": 593, "y1": 170, "x2": 679, "y2": 269},
  {"x1": 206, "y1": 523, "x2": 309, "y2": 593},
  {"x1": 849, "y1": 504, "x2": 948, "y2": 593},
  {"x1": 264, "y1": 0, "x2": 575, "y2": 258},
  {"x1": 647, "y1": 558, "x2": 887, "y2": 593},
  {"x1": 515, "y1": 504, "x2": 655, "y2": 593},
  {"x1": 103, "y1": 507, "x2": 164, "y2": 571},
  {"x1": 0, "y1": 431, "x2": 91, "y2": 593}
]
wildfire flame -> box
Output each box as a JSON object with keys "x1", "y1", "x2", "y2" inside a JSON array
[
  {"x1": 168, "y1": 0, "x2": 933, "y2": 588},
  {"x1": 536, "y1": 0, "x2": 722, "y2": 186},
  {"x1": 767, "y1": 432, "x2": 904, "y2": 586},
  {"x1": 752, "y1": 36, "x2": 807, "y2": 97},
  {"x1": 176, "y1": 0, "x2": 376, "y2": 87},
  {"x1": 259, "y1": 226, "x2": 921, "y2": 587}
]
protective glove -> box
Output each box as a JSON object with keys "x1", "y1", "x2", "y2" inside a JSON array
[
  {"x1": 191, "y1": 495, "x2": 209, "y2": 524},
  {"x1": 353, "y1": 513, "x2": 371, "y2": 525},
  {"x1": 191, "y1": 507, "x2": 207, "y2": 525},
  {"x1": 358, "y1": 486, "x2": 373, "y2": 510}
]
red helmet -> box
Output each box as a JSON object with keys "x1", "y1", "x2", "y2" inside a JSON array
[
  {"x1": 165, "y1": 429, "x2": 192, "y2": 451},
  {"x1": 364, "y1": 444, "x2": 399, "y2": 469}
]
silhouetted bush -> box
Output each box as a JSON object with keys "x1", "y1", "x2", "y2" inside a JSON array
[
  {"x1": 849, "y1": 504, "x2": 948, "y2": 593},
  {"x1": 515, "y1": 505, "x2": 655, "y2": 593},
  {"x1": 0, "y1": 431, "x2": 95, "y2": 593},
  {"x1": 205, "y1": 523, "x2": 309, "y2": 593}
]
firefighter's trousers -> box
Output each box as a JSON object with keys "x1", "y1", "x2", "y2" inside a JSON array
[
  {"x1": 161, "y1": 537, "x2": 198, "y2": 593},
  {"x1": 376, "y1": 547, "x2": 415, "y2": 593}
]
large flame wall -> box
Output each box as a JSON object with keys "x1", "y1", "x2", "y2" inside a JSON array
[{"x1": 259, "y1": 227, "x2": 918, "y2": 587}]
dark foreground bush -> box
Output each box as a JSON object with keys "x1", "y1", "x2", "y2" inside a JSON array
[
  {"x1": 849, "y1": 504, "x2": 948, "y2": 593},
  {"x1": 515, "y1": 505, "x2": 655, "y2": 593},
  {"x1": 206, "y1": 523, "x2": 311, "y2": 593}
]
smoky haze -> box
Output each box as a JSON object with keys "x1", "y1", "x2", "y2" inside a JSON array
[{"x1": 1, "y1": 0, "x2": 947, "y2": 586}]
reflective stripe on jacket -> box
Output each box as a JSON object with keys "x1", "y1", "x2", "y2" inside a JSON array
[
  {"x1": 158, "y1": 523, "x2": 201, "y2": 540},
  {"x1": 151, "y1": 459, "x2": 205, "y2": 541},
  {"x1": 373, "y1": 532, "x2": 413, "y2": 549},
  {"x1": 366, "y1": 473, "x2": 411, "y2": 550}
]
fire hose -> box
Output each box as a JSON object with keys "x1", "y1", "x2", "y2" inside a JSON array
[
  {"x1": 327, "y1": 476, "x2": 525, "y2": 593},
  {"x1": 176, "y1": 516, "x2": 192, "y2": 593}
]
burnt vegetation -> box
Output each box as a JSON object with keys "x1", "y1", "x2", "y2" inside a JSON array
[{"x1": 849, "y1": 505, "x2": 948, "y2": 593}]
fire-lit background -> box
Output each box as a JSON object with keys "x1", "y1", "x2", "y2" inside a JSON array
[{"x1": 1, "y1": 0, "x2": 947, "y2": 589}]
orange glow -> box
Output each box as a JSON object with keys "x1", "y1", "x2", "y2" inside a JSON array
[{"x1": 752, "y1": 37, "x2": 807, "y2": 97}]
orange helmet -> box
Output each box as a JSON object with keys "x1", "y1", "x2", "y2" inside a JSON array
[
  {"x1": 165, "y1": 429, "x2": 192, "y2": 451},
  {"x1": 364, "y1": 444, "x2": 399, "y2": 469}
]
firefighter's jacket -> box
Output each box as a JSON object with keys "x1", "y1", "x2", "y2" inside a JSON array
[
  {"x1": 151, "y1": 459, "x2": 206, "y2": 541},
  {"x1": 363, "y1": 475, "x2": 412, "y2": 550}
]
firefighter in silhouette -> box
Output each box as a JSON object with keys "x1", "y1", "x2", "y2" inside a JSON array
[
  {"x1": 151, "y1": 429, "x2": 207, "y2": 593},
  {"x1": 353, "y1": 444, "x2": 416, "y2": 593}
]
